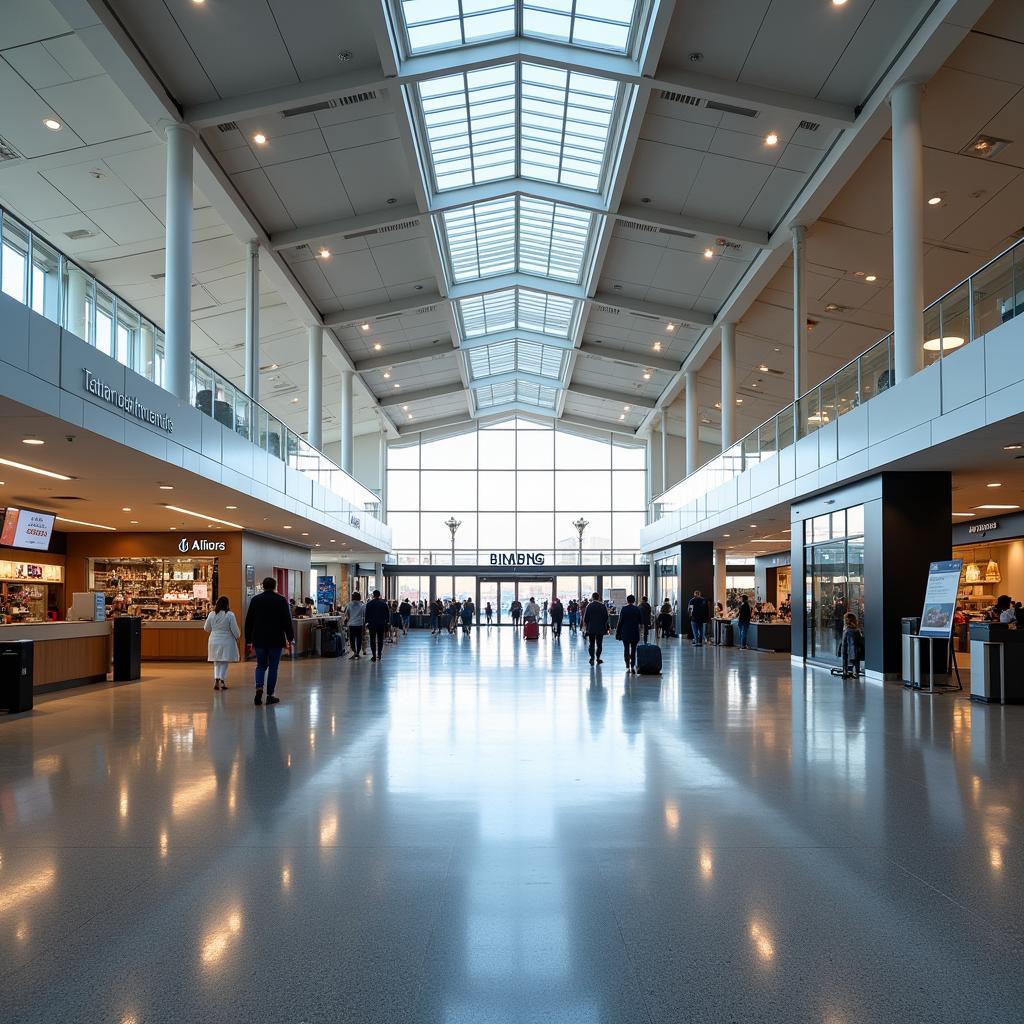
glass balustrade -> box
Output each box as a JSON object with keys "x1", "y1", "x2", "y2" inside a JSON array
[
  {"x1": 654, "y1": 236, "x2": 1024, "y2": 518},
  {"x1": 0, "y1": 205, "x2": 383, "y2": 532}
]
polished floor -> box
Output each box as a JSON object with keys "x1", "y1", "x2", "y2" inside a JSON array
[{"x1": 1, "y1": 628, "x2": 1022, "y2": 1023}]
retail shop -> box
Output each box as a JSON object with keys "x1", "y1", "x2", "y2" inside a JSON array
[{"x1": 951, "y1": 512, "x2": 1024, "y2": 620}]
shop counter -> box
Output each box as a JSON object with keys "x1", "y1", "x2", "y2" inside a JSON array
[
  {"x1": 292, "y1": 615, "x2": 344, "y2": 656},
  {"x1": 0, "y1": 621, "x2": 110, "y2": 691},
  {"x1": 748, "y1": 622, "x2": 791, "y2": 652},
  {"x1": 141, "y1": 620, "x2": 210, "y2": 660}
]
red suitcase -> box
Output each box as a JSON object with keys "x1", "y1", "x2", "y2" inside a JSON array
[{"x1": 524, "y1": 621, "x2": 540, "y2": 640}]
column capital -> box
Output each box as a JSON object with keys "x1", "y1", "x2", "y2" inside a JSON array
[{"x1": 158, "y1": 119, "x2": 197, "y2": 142}]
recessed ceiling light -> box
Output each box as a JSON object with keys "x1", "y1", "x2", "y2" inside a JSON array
[
  {"x1": 703, "y1": 247, "x2": 714, "y2": 259},
  {"x1": 283, "y1": 525, "x2": 292, "y2": 529},
  {"x1": 723, "y1": 534, "x2": 730, "y2": 538},
  {"x1": 987, "y1": 482, "x2": 1002, "y2": 488},
  {"x1": 923, "y1": 336, "x2": 965, "y2": 352},
  {"x1": 951, "y1": 513, "x2": 976, "y2": 517},
  {"x1": 192, "y1": 0, "x2": 206, "y2": 5},
  {"x1": 736, "y1": 397, "x2": 743, "y2": 403},
  {"x1": 56, "y1": 515, "x2": 115, "y2": 532},
  {"x1": 122, "y1": 507, "x2": 132, "y2": 512},
  {"x1": 623, "y1": 405, "x2": 631, "y2": 411},
  {"x1": 401, "y1": 404, "x2": 408, "y2": 411},
  {"x1": 165, "y1": 504, "x2": 242, "y2": 529},
  {"x1": 975, "y1": 504, "x2": 1019, "y2": 510},
  {"x1": 653, "y1": 342, "x2": 662, "y2": 351},
  {"x1": 407, "y1": 414, "x2": 413, "y2": 420},
  {"x1": 330, "y1": 539, "x2": 336, "y2": 543},
  {"x1": 666, "y1": 324, "x2": 675, "y2": 332},
  {"x1": 750, "y1": 524, "x2": 758, "y2": 528},
  {"x1": 130, "y1": 520, "x2": 139, "y2": 524},
  {"x1": 393, "y1": 383, "x2": 400, "y2": 388},
  {"x1": 765, "y1": 132, "x2": 779, "y2": 146},
  {"x1": 360, "y1": 323, "x2": 370, "y2": 332},
  {"x1": 1003, "y1": 444, "x2": 1023, "y2": 451},
  {"x1": 832, "y1": 0, "x2": 848, "y2": 6},
  {"x1": 928, "y1": 195, "x2": 942, "y2": 206},
  {"x1": 291, "y1": 397, "x2": 299, "y2": 403},
  {"x1": 169, "y1": 527, "x2": 176, "y2": 531},
  {"x1": 382, "y1": 371, "x2": 391, "y2": 379},
  {"x1": 301, "y1": 531, "x2": 309, "y2": 536},
  {"x1": 253, "y1": 132, "x2": 267, "y2": 145},
  {"x1": 225, "y1": 505, "x2": 237, "y2": 510},
  {"x1": 158, "y1": 484, "x2": 174, "y2": 490},
  {"x1": 865, "y1": 274, "x2": 877, "y2": 282},
  {"x1": 643, "y1": 371, "x2": 651, "y2": 380},
  {"x1": 22, "y1": 437, "x2": 44, "y2": 445},
  {"x1": 758, "y1": 363, "x2": 769, "y2": 372},
  {"x1": 317, "y1": 247, "x2": 330, "y2": 259},
  {"x1": 373, "y1": 342, "x2": 382, "y2": 351},
  {"x1": 43, "y1": 118, "x2": 62, "y2": 131}
]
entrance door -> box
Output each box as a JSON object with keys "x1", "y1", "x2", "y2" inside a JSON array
[{"x1": 478, "y1": 578, "x2": 555, "y2": 623}]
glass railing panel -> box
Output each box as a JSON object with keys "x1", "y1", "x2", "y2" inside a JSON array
[
  {"x1": 859, "y1": 335, "x2": 892, "y2": 402},
  {"x1": 796, "y1": 387, "x2": 819, "y2": 439},
  {"x1": 819, "y1": 375, "x2": 838, "y2": 427},
  {"x1": 939, "y1": 280, "x2": 970, "y2": 356},
  {"x1": 193, "y1": 359, "x2": 215, "y2": 417},
  {"x1": 923, "y1": 300, "x2": 942, "y2": 368},
  {"x1": 741, "y1": 430, "x2": 759, "y2": 468},
  {"x1": 1, "y1": 215, "x2": 29, "y2": 304},
  {"x1": 212, "y1": 373, "x2": 236, "y2": 429},
  {"x1": 30, "y1": 236, "x2": 61, "y2": 324},
  {"x1": 777, "y1": 405, "x2": 794, "y2": 449},
  {"x1": 266, "y1": 415, "x2": 283, "y2": 460},
  {"x1": 233, "y1": 391, "x2": 251, "y2": 440},
  {"x1": 758, "y1": 416, "x2": 777, "y2": 459},
  {"x1": 834, "y1": 360, "x2": 859, "y2": 416},
  {"x1": 972, "y1": 247, "x2": 1017, "y2": 337},
  {"x1": 94, "y1": 284, "x2": 116, "y2": 359},
  {"x1": 116, "y1": 303, "x2": 140, "y2": 371}
]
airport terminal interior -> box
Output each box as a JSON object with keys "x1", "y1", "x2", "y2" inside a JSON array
[{"x1": 0, "y1": 0, "x2": 1023, "y2": 1020}]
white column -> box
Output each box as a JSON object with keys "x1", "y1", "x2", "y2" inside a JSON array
[
  {"x1": 685, "y1": 370, "x2": 698, "y2": 476},
  {"x1": 163, "y1": 122, "x2": 193, "y2": 401},
  {"x1": 792, "y1": 225, "x2": 808, "y2": 401},
  {"x1": 645, "y1": 432, "x2": 654, "y2": 521},
  {"x1": 715, "y1": 547, "x2": 728, "y2": 610},
  {"x1": 720, "y1": 321, "x2": 736, "y2": 451},
  {"x1": 378, "y1": 430, "x2": 388, "y2": 523},
  {"x1": 374, "y1": 563, "x2": 383, "y2": 595},
  {"x1": 659, "y1": 412, "x2": 668, "y2": 491},
  {"x1": 65, "y1": 263, "x2": 89, "y2": 342},
  {"x1": 891, "y1": 80, "x2": 925, "y2": 382},
  {"x1": 139, "y1": 323, "x2": 156, "y2": 382},
  {"x1": 244, "y1": 240, "x2": 260, "y2": 401},
  {"x1": 307, "y1": 325, "x2": 323, "y2": 450},
  {"x1": 339, "y1": 369, "x2": 354, "y2": 475}
]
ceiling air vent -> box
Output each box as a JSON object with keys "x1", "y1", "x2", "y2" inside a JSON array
[
  {"x1": 659, "y1": 227, "x2": 696, "y2": 239},
  {"x1": 593, "y1": 304, "x2": 620, "y2": 314},
  {"x1": 65, "y1": 228, "x2": 95, "y2": 240},
  {"x1": 705, "y1": 99, "x2": 759, "y2": 119},
  {"x1": 659, "y1": 90, "x2": 705, "y2": 107},
  {"x1": 798, "y1": 120, "x2": 820, "y2": 132},
  {"x1": 962, "y1": 133, "x2": 1011, "y2": 160},
  {"x1": 378, "y1": 218, "x2": 420, "y2": 234},
  {"x1": 150, "y1": 272, "x2": 166, "y2": 280},
  {"x1": 630, "y1": 311, "x2": 659, "y2": 322},
  {"x1": 619, "y1": 219, "x2": 660, "y2": 233},
  {"x1": 338, "y1": 91, "x2": 378, "y2": 106},
  {"x1": 0, "y1": 134, "x2": 23, "y2": 162},
  {"x1": 415, "y1": 303, "x2": 438, "y2": 314},
  {"x1": 217, "y1": 121, "x2": 238, "y2": 133},
  {"x1": 282, "y1": 100, "x2": 334, "y2": 118}
]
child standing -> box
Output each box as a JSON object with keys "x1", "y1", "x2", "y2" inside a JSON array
[{"x1": 839, "y1": 612, "x2": 864, "y2": 678}]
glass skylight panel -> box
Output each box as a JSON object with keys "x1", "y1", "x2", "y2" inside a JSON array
[
  {"x1": 468, "y1": 340, "x2": 516, "y2": 379},
  {"x1": 419, "y1": 65, "x2": 517, "y2": 191},
  {"x1": 459, "y1": 289, "x2": 519, "y2": 338},
  {"x1": 519, "y1": 63, "x2": 618, "y2": 191},
  {"x1": 522, "y1": 1, "x2": 640, "y2": 54},
  {"x1": 517, "y1": 287, "x2": 576, "y2": 336},
  {"x1": 476, "y1": 381, "x2": 517, "y2": 409},
  {"x1": 518, "y1": 197, "x2": 592, "y2": 281},
  {"x1": 442, "y1": 198, "x2": 517, "y2": 282},
  {"x1": 517, "y1": 381, "x2": 560, "y2": 408},
  {"x1": 517, "y1": 339, "x2": 564, "y2": 378},
  {"x1": 399, "y1": 1, "x2": 516, "y2": 55}
]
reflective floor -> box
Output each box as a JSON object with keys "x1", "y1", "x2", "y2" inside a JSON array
[{"x1": 1, "y1": 629, "x2": 1023, "y2": 1023}]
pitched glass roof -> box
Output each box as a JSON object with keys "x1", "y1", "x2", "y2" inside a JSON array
[
  {"x1": 467, "y1": 338, "x2": 566, "y2": 379},
  {"x1": 417, "y1": 63, "x2": 622, "y2": 193},
  {"x1": 440, "y1": 195, "x2": 595, "y2": 284},
  {"x1": 456, "y1": 287, "x2": 580, "y2": 338},
  {"x1": 397, "y1": 1, "x2": 644, "y2": 57},
  {"x1": 474, "y1": 380, "x2": 560, "y2": 411}
]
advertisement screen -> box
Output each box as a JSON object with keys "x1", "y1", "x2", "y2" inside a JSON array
[
  {"x1": 0, "y1": 507, "x2": 56, "y2": 551},
  {"x1": 918, "y1": 559, "x2": 963, "y2": 638}
]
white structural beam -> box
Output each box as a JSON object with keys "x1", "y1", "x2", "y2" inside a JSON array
[
  {"x1": 457, "y1": 329, "x2": 576, "y2": 352},
  {"x1": 339, "y1": 370, "x2": 354, "y2": 474},
  {"x1": 244, "y1": 240, "x2": 260, "y2": 401},
  {"x1": 577, "y1": 341, "x2": 680, "y2": 373},
  {"x1": 379, "y1": 382, "x2": 465, "y2": 407},
  {"x1": 396, "y1": 413, "x2": 475, "y2": 437},
  {"x1": 323, "y1": 293, "x2": 445, "y2": 328},
  {"x1": 269, "y1": 205, "x2": 423, "y2": 251},
  {"x1": 448, "y1": 274, "x2": 585, "y2": 303},
  {"x1": 685, "y1": 371, "x2": 698, "y2": 475},
  {"x1": 560, "y1": 413, "x2": 639, "y2": 438},
  {"x1": 792, "y1": 225, "x2": 808, "y2": 400},
  {"x1": 307, "y1": 326, "x2": 323, "y2": 451},
  {"x1": 567, "y1": 383, "x2": 656, "y2": 409},
  {"x1": 720, "y1": 322, "x2": 736, "y2": 451},
  {"x1": 467, "y1": 370, "x2": 558, "y2": 390},
  {"x1": 592, "y1": 292, "x2": 714, "y2": 328},
  {"x1": 354, "y1": 343, "x2": 452, "y2": 372},
  {"x1": 614, "y1": 204, "x2": 768, "y2": 248},
  {"x1": 163, "y1": 122, "x2": 193, "y2": 402}
]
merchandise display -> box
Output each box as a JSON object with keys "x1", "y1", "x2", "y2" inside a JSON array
[{"x1": 90, "y1": 556, "x2": 218, "y2": 620}]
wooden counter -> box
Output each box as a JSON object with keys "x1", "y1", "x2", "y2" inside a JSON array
[
  {"x1": 0, "y1": 621, "x2": 110, "y2": 690},
  {"x1": 142, "y1": 620, "x2": 212, "y2": 661}
]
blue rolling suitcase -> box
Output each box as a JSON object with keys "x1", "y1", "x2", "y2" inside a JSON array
[{"x1": 635, "y1": 643, "x2": 662, "y2": 675}]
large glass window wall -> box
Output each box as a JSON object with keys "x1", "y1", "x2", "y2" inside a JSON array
[
  {"x1": 804, "y1": 506, "x2": 865, "y2": 665},
  {"x1": 388, "y1": 417, "x2": 645, "y2": 564}
]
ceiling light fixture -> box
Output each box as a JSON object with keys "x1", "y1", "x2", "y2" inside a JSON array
[
  {"x1": 703, "y1": 247, "x2": 714, "y2": 259},
  {"x1": 975, "y1": 504, "x2": 1020, "y2": 510},
  {"x1": 252, "y1": 132, "x2": 267, "y2": 145},
  {"x1": 623, "y1": 405, "x2": 631, "y2": 412},
  {"x1": 317, "y1": 247, "x2": 330, "y2": 259},
  {"x1": 393, "y1": 383, "x2": 400, "y2": 389},
  {"x1": 765, "y1": 132, "x2": 779, "y2": 146},
  {"x1": 225, "y1": 505, "x2": 237, "y2": 510},
  {"x1": 987, "y1": 482, "x2": 1002, "y2": 488},
  {"x1": 373, "y1": 343, "x2": 382, "y2": 351},
  {"x1": 401, "y1": 405, "x2": 408, "y2": 411},
  {"x1": 927, "y1": 195, "x2": 942, "y2": 206},
  {"x1": 923, "y1": 336, "x2": 965, "y2": 352},
  {"x1": 832, "y1": 0, "x2": 848, "y2": 6},
  {"x1": 1002, "y1": 444, "x2": 1023, "y2": 451},
  {"x1": 666, "y1": 324, "x2": 675, "y2": 332},
  {"x1": 865, "y1": 274, "x2": 877, "y2": 282},
  {"x1": 164, "y1": 504, "x2": 242, "y2": 529},
  {"x1": 643, "y1": 371, "x2": 651, "y2": 380},
  {"x1": 382, "y1": 371, "x2": 391, "y2": 379},
  {"x1": 619, "y1": 413, "x2": 625, "y2": 420},
  {"x1": 130, "y1": 520, "x2": 139, "y2": 524},
  {"x1": 158, "y1": 484, "x2": 174, "y2": 490},
  {"x1": 43, "y1": 118, "x2": 62, "y2": 131},
  {"x1": 21, "y1": 437, "x2": 44, "y2": 445},
  {"x1": 0, "y1": 457, "x2": 71, "y2": 481},
  {"x1": 301, "y1": 532, "x2": 309, "y2": 536},
  {"x1": 283, "y1": 525, "x2": 292, "y2": 530},
  {"x1": 122, "y1": 507, "x2": 132, "y2": 512},
  {"x1": 360, "y1": 323, "x2": 370, "y2": 332},
  {"x1": 653, "y1": 342, "x2": 662, "y2": 351},
  {"x1": 56, "y1": 515, "x2": 115, "y2": 532},
  {"x1": 951, "y1": 513, "x2": 976, "y2": 517},
  {"x1": 758, "y1": 363, "x2": 769, "y2": 372}
]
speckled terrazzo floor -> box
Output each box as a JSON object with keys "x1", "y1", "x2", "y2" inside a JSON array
[{"x1": 1, "y1": 628, "x2": 1022, "y2": 1023}]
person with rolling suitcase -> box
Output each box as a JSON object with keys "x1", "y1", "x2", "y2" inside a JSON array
[{"x1": 615, "y1": 594, "x2": 642, "y2": 674}]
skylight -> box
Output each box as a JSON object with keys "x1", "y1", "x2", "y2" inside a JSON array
[
  {"x1": 456, "y1": 287, "x2": 580, "y2": 338},
  {"x1": 473, "y1": 380, "x2": 560, "y2": 411},
  {"x1": 440, "y1": 196, "x2": 595, "y2": 284},
  {"x1": 467, "y1": 338, "x2": 566, "y2": 379},
  {"x1": 396, "y1": 1, "x2": 644, "y2": 57},
  {"x1": 417, "y1": 63, "x2": 622, "y2": 193}
]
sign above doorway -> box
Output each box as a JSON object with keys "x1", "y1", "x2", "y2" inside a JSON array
[{"x1": 489, "y1": 552, "x2": 546, "y2": 566}]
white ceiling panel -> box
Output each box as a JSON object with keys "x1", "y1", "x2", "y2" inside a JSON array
[
  {"x1": 230, "y1": 169, "x2": 297, "y2": 233},
  {"x1": 39, "y1": 75, "x2": 150, "y2": 144},
  {"x1": 741, "y1": 166, "x2": 807, "y2": 232},
  {"x1": 3, "y1": 42, "x2": 73, "y2": 89},
  {"x1": 42, "y1": 34, "x2": 105, "y2": 81},
  {"x1": 682, "y1": 154, "x2": 772, "y2": 223},
  {"x1": 87, "y1": 200, "x2": 165, "y2": 245},
  {"x1": 621, "y1": 138, "x2": 704, "y2": 209},
  {"x1": 0, "y1": 59, "x2": 86, "y2": 158},
  {"x1": 331, "y1": 140, "x2": 418, "y2": 213},
  {"x1": 31, "y1": 211, "x2": 114, "y2": 253},
  {"x1": 659, "y1": 0, "x2": 770, "y2": 82},
  {"x1": 263, "y1": 154, "x2": 354, "y2": 224},
  {"x1": 321, "y1": 116, "x2": 400, "y2": 153},
  {"x1": 250, "y1": 129, "x2": 328, "y2": 168},
  {"x1": 318, "y1": 251, "x2": 386, "y2": 295},
  {"x1": 0, "y1": 0, "x2": 70, "y2": 49},
  {"x1": 101, "y1": 142, "x2": 169, "y2": 200}
]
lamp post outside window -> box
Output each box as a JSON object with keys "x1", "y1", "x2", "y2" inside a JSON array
[
  {"x1": 445, "y1": 516, "x2": 461, "y2": 600},
  {"x1": 572, "y1": 516, "x2": 589, "y2": 602}
]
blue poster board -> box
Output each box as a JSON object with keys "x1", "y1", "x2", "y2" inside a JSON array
[
  {"x1": 317, "y1": 576, "x2": 336, "y2": 613},
  {"x1": 919, "y1": 559, "x2": 963, "y2": 638}
]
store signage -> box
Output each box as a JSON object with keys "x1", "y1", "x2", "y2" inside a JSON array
[
  {"x1": 918, "y1": 559, "x2": 964, "y2": 639},
  {"x1": 177, "y1": 538, "x2": 226, "y2": 553},
  {"x1": 489, "y1": 552, "x2": 546, "y2": 566},
  {"x1": 968, "y1": 522, "x2": 998, "y2": 534},
  {"x1": 82, "y1": 368, "x2": 174, "y2": 433}
]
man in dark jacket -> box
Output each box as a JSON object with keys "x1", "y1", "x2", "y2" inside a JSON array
[
  {"x1": 582, "y1": 592, "x2": 609, "y2": 665},
  {"x1": 616, "y1": 594, "x2": 643, "y2": 673},
  {"x1": 638, "y1": 596, "x2": 652, "y2": 643},
  {"x1": 364, "y1": 589, "x2": 390, "y2": 662},
  {"x1": 549, "y1": 596, "x2": 564, "y2": 639},
  {"x1": 244, "y1": 577, "x2": 294, "y2": 705},
  {"x1": 687, "y1": 589, "x2": 709, "y2": 647}
]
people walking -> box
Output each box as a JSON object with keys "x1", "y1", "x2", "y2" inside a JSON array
[
  {"x1": 430, "y1": 596, "x2": 443, "y2": 635},
  {"x1": 616, "y1": 594, "x2": 642, "y2": 673},
  {"x1": 365, "y1": 590, "x2": 390, "y2": 662},
  {"x1": 485, "y1": 601, "x2": 493, "y2": 626},
  {"x1": 510, "y1": 599, "x2": 523, "y2": 627},
  {"x1": 524, "y1": 597, "x2": 540, "y2": 624},
  {"x1": 204, "y1": 595, "x2": 240, "y2": 690},
  {"x1": 461, "y1": 598, "x2": 474, "y2": 636},
  {"x1": 736, "y1": 594, "x2": 752, "y2": 649},
  {"x1": 583, "y1": 592, "x2": 609, "y2": 665},
  {"x1": 657, "y1": 600, "x2": 674, "y2": 639},
  {"x1": 638, "y1": 595, "x2": 652, "y2": 644},
  {"x1": 550, "y1": 596, "x2": 564, "y2": 639},
  {"x1": 399, "y1": 597, "x2": 412, "y2": 636},
  {"x1": 687, "y1": 590, "x2": 709, "y2": 647},
  {"x1": 244, "y1": 577, "x2": 294, "y2": 705},
  {"x1": 567, "y1": 598, "x2": 578, "y2": 635},
  {"x1": 345, "y1": 591, "x2": 366, "y2": 659}
]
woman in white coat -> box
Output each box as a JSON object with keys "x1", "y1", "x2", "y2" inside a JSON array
[{"x1": 204, "y1": 596, "x2": 241, "y2": 690}]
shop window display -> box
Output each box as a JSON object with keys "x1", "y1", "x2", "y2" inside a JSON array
[
  {"x1": 804, "y1": 507, "x2": 865, "y2": 665},
  {"x1": 90, "y1": 556, "x2": 218, "y2": 620}
]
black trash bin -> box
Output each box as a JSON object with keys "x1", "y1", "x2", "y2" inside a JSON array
[
  {"x1": 0, "y1": 640, "x2": 33, "y2": 713},
  {"x1": 113, "y1": 616, "x2": 142, "y2": 681}
]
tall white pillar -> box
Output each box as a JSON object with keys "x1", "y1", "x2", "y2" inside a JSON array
[
  {"x1": 891, "y1": 80, "x2": 926, "y2": 382},
  {"x1": 65, "y1": 263, "x2": 89, "y2": 342},
  {"x1": 659, "y1": 412, "x2": 668, "y2": 491},
  {"x1": 339, "y1": 369, "x2": 354, "y2": 475},
  {"x1": 645, "y1": 432, "x2": 655, "y2": 520},
  {"x1": 715, "y1": 547, "x2": 728, "y2": 609},
  {"x1": 163, "y1": 122, "x2": 193, "y2": 401},
  {"x1": 792, "y1": 225, "x2": 808, "y2": 402},
  {"x1": 685, "y1": 370, "x2": 698, "y2": 476},
  {"x1": 244, "y1": 240, "x2": 260, "y2": 402},
  {"x1": 720, "y1": 321, "x2": 736, "y2": 451},
  {"x1": 378, "y1": 430, "x2": 388, "y2": 523},
  {"x1": 307, "y1": 325, "x2": 323, "y2": 450}
]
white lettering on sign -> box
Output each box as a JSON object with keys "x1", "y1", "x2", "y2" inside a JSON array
[
  {"x1": 177, "y1": 538, "x2": 226, "y2": 553},
  {"x1": 968, "y1": 522, "x2": 998, "y2": 534},
  {"x1": 83, "y1": 368, "x2": 174, "y2": 433},
  {"x1": 489, "y1": 552, "x2": 546, "y2": 566}
]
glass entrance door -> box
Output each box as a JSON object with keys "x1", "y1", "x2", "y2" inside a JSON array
[{"x1": 478, "y1": 578, "x2": 556, "y2": 623}]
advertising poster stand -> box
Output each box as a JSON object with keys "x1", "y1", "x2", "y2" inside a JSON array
[{"x1": 910, "y1": 559, "x2": 963, "y2": 693}]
